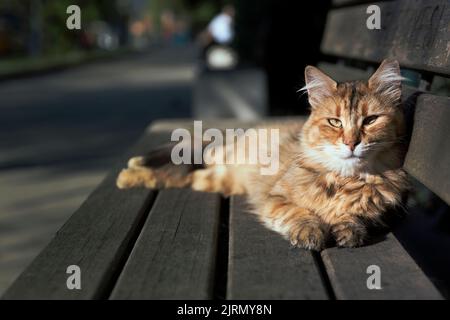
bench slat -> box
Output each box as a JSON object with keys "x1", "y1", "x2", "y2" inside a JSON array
[
  {"x1": 227, "y1": 196, "x2": 329, "y2": 299},
  {"x1": 2, "y1": 131, "x2": 169, "y2": 299},
  {"x1": 317, "y1": 62, "x2": 371, "y2": 82},
  {"x1": 110, "y1": 189, "x2": 221, "y2": 299},
  {"x1": 321, "y1": 233, "x2": 443, "y2": 299},
  {"x1": 333, "y1": 0, "x2": 375, "y2": 6},
  {"x1": 404, "y1": 94, "x2": 450, "y2": 205},
  {"x1": 321, "y1": 0, "x2": 450, "y2": 75}
]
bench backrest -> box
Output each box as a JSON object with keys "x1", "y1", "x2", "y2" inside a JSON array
[{"x1": 318, "y1": 0, "x2": 450, "y2": 205}]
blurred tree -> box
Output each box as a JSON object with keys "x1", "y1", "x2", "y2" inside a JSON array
[
  {"x1": 41, "y1": 0, "x2": 85, "y2": 54},
  {"x1": 185, "y1": 0, "x2": 219, "y2": 34},
  {"x1": 183, "y1": 0, "x2": 222, "y2": 34},
  {"x1": 0, "y1": 1, "x2": 29, "y2": 56},
  {"x1": 0, "y1": 0, "x2": 137, "y2": 57},
  {"x1": 41, "y1": 0, "x2": 127, "y2": 54}
]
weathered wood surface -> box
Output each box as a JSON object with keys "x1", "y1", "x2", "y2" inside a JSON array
[
  {"x1": 332, "y1": 0, "x2": 375, "y2": 7},
  {"x1": 404, "y1": 94, "x2": 450, "y2": 205},
  {"x1": 227, "y1": 196, "x2": 329, "y2": 300},
  {"x1": 2, "y1": 131, "x2": 170, "y2": 299},
  {"x1": 322, "y1": 0, "x2": 450, "y2": 75},
  {"x1": 110, "y1": 189, "x2": 221, "y2": 299},
  {"x1": 318, "y1": 62, "x2": 371, "y2": 82},
  {"x1": 321, "y1": 233, "x2": 443, "y2": 299}
]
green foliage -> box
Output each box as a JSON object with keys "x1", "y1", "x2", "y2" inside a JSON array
[
  {"x1": 41, "y1": 0, "x2": 104, "y2": 54},
  {"x1": 189, "y1": 1, "x2": 219, "y2": 33}
]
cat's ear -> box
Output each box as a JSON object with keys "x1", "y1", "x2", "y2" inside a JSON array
[
  {"x1": 368, "y1": 59, "x2": 403, "y2": 105},
  {"x1": 302, "y1": 66, "x2": 337, "y2": 108}
]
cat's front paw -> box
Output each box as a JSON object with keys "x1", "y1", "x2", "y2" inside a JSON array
[
  {"x1": 289, "y1": 223, "x2": 326, "y2": 251},
  {"x1": 331, "y1": 221, "x2": 366, "y2": 248}
]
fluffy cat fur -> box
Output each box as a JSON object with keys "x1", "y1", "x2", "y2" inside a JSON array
[{"x1": 117, "y1": 59, "x2": 409, "y2": 250}]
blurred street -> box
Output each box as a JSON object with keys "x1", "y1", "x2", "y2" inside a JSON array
[
  {"x1": 0, "y1": 44, "x2": 267, "y2": 295},
  {"x1": 0, "y1": 46, "x2": 197, "y2": 294}
]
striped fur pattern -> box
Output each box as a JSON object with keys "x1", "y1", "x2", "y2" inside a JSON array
[{"x1": 117, "y1": 59, "x2": 409, "y2": 250}]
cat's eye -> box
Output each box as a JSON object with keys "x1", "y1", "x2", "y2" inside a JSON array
[
  {"x1": 328, "y1": 118, "x2": 342, "y2": 128},
  {"x1": 363, "y1": 115, "x2": 379, "y2": 126}
]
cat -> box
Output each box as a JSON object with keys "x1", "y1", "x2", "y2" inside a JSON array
[{"x1": 116, "y1": 59, "x2": 409, "y2": 250}]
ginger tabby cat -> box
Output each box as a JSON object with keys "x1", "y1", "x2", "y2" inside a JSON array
[{"x1": 117, "y1": 59, "x2": 409, "y2": 250}]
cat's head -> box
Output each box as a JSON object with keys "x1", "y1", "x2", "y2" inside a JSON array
[{"x1": 300, "y1": 59, "x2": 406, "y2": 176}]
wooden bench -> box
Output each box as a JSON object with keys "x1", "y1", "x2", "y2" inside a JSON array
[{"x1": 3, "y1": 0, "x2": 449, "y2": 299}]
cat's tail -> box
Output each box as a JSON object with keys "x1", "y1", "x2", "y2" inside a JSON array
[
  {"x1": 116, "y1": 141, "x2": 247, "y2": 196},
  {"x1": 116, "y1": 142, "x2": 202, "y2": 189}
]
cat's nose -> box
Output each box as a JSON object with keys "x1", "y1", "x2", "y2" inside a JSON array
[{"x1": 343, "y1": 139, "x2": 360, "y2": 151}]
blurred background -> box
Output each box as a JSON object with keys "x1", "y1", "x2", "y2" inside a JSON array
[{"x1": 0, "y1": 0, "x2": 332, "y2": 295}]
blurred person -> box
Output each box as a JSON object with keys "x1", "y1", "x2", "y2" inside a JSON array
[
  {"x1": 207, "y1": 5, "x2": 235, "y2": 45},
  {"x1": 200, "y1": 5, "x2": 237, "y2": 70},
  {"x1": 161, "y1": 10, "x2": 176, "y2": 44},
  {"x1": 129, "y1": 15, "x2": 154, "y2": 49},
  {"x1": 173, "y1": 18, "x2": 190, "y2": 46}
]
